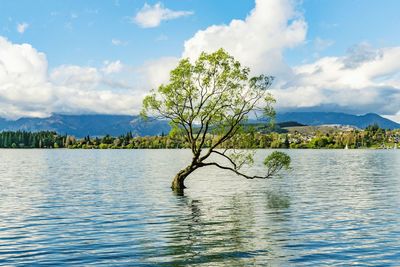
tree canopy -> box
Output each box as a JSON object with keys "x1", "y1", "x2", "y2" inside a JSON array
[{"x1": 142, "y1": 49, "x2": 291, "y2": 191}]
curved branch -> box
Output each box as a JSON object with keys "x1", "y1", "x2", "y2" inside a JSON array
[
  {"x1": 200, "y1": 162, "x2": 277, "y2": 180},
  {"x1": 212, "y1": 150, "x2": 238, "y2": 170}
]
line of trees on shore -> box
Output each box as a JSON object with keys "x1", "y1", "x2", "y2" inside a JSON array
[{"x1": 0, "y1": 124, "x2": 398, "y2": 149}]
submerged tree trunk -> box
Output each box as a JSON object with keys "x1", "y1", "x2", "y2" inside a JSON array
[{"x1": 171, "y1": 165, "x2": 197, "y2": 192}]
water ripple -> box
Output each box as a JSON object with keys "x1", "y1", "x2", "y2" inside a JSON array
[{"x1": 0, "y1": 149, "x2": 399, "y2": 266}]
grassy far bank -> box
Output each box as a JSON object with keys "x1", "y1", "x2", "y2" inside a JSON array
[{"x1": 0, "y1": 124, "x2": 398, "y2": 149}]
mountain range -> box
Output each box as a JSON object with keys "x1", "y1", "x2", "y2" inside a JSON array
[
  {"x1": 275, "y1": 112, "x2": 400, "y2": 129},
  {"x1": 0, "y1": 112, "x2": 397, "y2": 137},
  {"x1": 0, "y1": 114, "x2": 170, "y2": 137}
]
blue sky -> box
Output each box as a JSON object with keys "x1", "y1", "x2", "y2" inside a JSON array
[
  {"x1": 288, "y1": 0, "x2": 400, "y2": 64},
  {"x1": 1, "y1": 0, "x2": 253, "y2": 67},
  {"x1": 2, "y1": 0, "x2": 399, "y2": 67},
  {"x1": 0, "y1": 0, "x2": 399, "y2": 121}
]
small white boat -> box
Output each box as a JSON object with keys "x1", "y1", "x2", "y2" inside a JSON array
[{"x1": 345, "y1": 144, "x2": 349, "y2": 150}]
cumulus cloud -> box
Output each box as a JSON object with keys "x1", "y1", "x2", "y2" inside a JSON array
[
  {"x1": 49, "y1": 62, "x2": 144, "y2": 115},
  {"x1": 50, "y1": 65, "x2": 100, "y2": 88},
  {"x1": 0, "y1": 36, "x2": 143, "y2": 119},
  {"x1": 142, "y1": 0, "x2": 308, "y2": 105},
  {"x1": 139, "y1": 0, "x2": 400, "y2": 119},
  {"x1": 1, "y1": 0, "x2": 400, "y2": 120},
  {"x1": 183, "y1": 0, "x2": 307, "y2": 76},
  {"x1": 384, "y1": 114, "x2": 400, "y2": 123},
  {"x1": 16, "y1": 22, "x2": 29, "y2": 34},
  {"x1": 0, "y1": 37, "x2": 53, "y2": 118},
  {"x1": 51, "y1": 86, "x2": 143, "y2": 116},
  {"x1": 343, "y1": 42, "x2": 383, "y2": 69},
  {"x1": 133, "y1": 2, "x2": 193, "y2": 28},
  {"x1": 101, "y1": 60, "x2": 124, "y2": 75},
  {"x1": 139, "y1": 57, "x2": 179, "y2": 89},
  {"x1": 272, "y1": 45, "x2": 400, "y2": 116},
  {"x1": 178, "y1": 0, "x2": 399, "y2": 118}
]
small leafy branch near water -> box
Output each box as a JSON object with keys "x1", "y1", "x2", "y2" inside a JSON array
[{"x1": 264, "y1": 151, "x2": 291, "y2": 177}]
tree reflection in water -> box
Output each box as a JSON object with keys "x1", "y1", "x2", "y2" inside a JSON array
[{"x1": 159, "y1": 190, "x2": 292, "y2": 266}]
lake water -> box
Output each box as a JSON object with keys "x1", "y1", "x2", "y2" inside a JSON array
[{"x1": 0, "y1": 149, "x2": 399, "y2": 266}]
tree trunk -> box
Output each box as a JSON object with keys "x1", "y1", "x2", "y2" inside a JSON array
[{"x1": 171, "y1": 165, "x2": 196, "y2": 192}]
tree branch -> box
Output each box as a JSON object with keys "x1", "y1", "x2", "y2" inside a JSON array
[{"x1": 200, "y1": 162, "x2": 274, "y2": 179}]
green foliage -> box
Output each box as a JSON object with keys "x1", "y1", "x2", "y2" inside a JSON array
[
  {"x1": 142, "y1": 49, "x2": 275, "y2": 149},
  {"x1": 99, "y1": 143, "x2": 109, "y2": 149},
  {"x1": 0, "y1": 127, "x2": 398, "y2": 150},
  {"x1": 0, "y1": 131, "x2": 66, "y2": 148},
  {"x1": 365, "y1": 123, "x2": 380, "y2": 133},
  {"x1": 309, "y1": 136, "x2": 332, "y2": 148},
  {"x1": 142, "y1": 48, "x2": 291, "y2": 184},
  {"x1": 264, "y1": 151, "x2": 291, "y2": 176},
  {"x1": 229, "y1": 150, "x2": 256, "y2": 170}
]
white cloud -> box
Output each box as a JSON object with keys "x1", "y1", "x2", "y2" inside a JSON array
[
  {"x1": 50, "y1": 65, "x2": 101, "y2": 89},
  {"x1": 0, "y1": 36, "x2": 143, "y2": 119},
  {"x1": 0, "y1": 37, "x2": 53, "y2": 118},
  {"x1": 139, "y1": 57, "x2": 179, "y2": 89},
  {"x1": 183, "y1": 0, "x2": 307, "y2": 77},
  {"x1": 1, "y1": 0, "x2": 400, "y2": 120},
  {"x1": 52, "y1": 86, "x2": 143, "y2": 116},
  {"x1": 111, "y1": 38, "x2": 127, "y2": 46},
  {"x1": 134, "y1": 2, "x2": 193, "y2": 28},
  {"x1": 16, "y1": 22, "x2": 29, "y2": 34},
  {"x1": 179, "y1": 0, "x2": 399, "y2": 118},
  {"x1": 272, "y1": 45, "x2": 400, "y2": 116},
  {"x1": 383, "y1": 114, "x2": 400, "y2": 123},
  {"x1": 101, "y1": 60, "x2": 124, "y2": 74},
  {"x1": 141, "y1": 0, "x2": 308, "y2": 107}
]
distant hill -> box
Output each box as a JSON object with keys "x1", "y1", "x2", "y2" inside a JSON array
[
  {"x1": 0, "y1": 112, "x2": 397, "y2": 137},
  {"x1": 0, "y1": 114, "x2": 170, "y2": 137},
  {"x1": 277, "y1": 121, "x2": 305, "y2": 128},
  {"x1": 276, "y1": 112, "x2": 400, "y2": 129}
]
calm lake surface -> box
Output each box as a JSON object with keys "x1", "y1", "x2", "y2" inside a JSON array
[{"x1": 0, "y1": 149, "x2": 399, "y2": 266}]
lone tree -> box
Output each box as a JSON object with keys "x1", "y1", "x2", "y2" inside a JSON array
[{"x1": 142, "y1": 49, "x2": 290, "y2": 191}]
